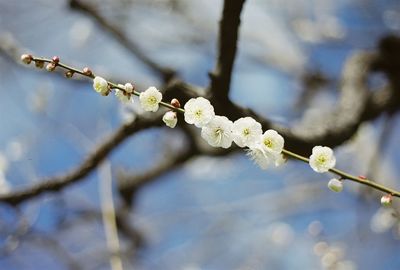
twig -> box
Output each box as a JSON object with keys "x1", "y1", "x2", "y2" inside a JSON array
[
  {"x1": 3, "y1": 54, "x2": 399, "y2": 206},
  {"x1": 282, "y1": 149, "x2": 400, "y2": 197}
]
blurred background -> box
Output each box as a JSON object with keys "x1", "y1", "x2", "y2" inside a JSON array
[{"x1": 0, "y1": 0, "x2": 400, "y2": 269}]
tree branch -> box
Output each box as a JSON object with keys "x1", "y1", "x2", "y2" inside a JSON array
[
  {"x1": 217, "y1": 50, "x2": 400, "y2": 155},
  {"x1": 69, "y1": 0, "x2": 176, "y2": 82},
  {"x1": 209, "y1": 0, "x2": 246, "y2": 101},
  {"x1": 0, "y1": 116, "x2": 162, "y2": 205}
]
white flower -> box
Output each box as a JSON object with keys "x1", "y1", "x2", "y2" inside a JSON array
[
  {"x1": 93, "y1": 76, "x2": 109, "y2": 95},
  {"x1": 139, "y1": 86, "x2": 162, "y2": 112},
  {"x1": 162, "y1": 111, "x2": 178, "y2": 128},
  {"x1": 201, "y1": 116, "x2": 233, "y2": 148},
  {"x1": 125, "y1": 83, "x2": 134, "y2": 93},
  {"x1": 247, "y1": 145, "x2": 271, "y2": 170},
  {"x1": 232, "y1": 117, "x2": 262, "y2": 148},
  {"x1": 274, "y1": 153, "x2": 287, "y2": 167},
  {"x1": 184, "y1": 97, "x2": 215, "y2": 127},
  {"x1": 327, "y1": 178, "x2": 343, "y2": 192},
  {"x1": 309, "y1": 146, "x2": 336, "y2": 173},
  {"x1": 115, "y1": 89, "x2": 131, "y2": 103},
  {"x1": 114, "y1": 84, "x2": 132, "y2": 103},
  {"x1": 260, "y1": 129, "x2": 284, "y2": 155}
]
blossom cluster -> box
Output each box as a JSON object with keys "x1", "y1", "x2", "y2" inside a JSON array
[
  {"x1": 88, "y1": 75, "x2": 397, "y2": 204},
  {"x1": 91, "y1": 76, "x2": 338, "y2": 173},
  {"x1": 20, "y1": 55, "x2": 397, "y2": 206}
]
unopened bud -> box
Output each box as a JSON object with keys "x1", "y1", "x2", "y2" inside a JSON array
[
  {"x1": 162, "y1": 111, "x2": 178, "y2": 128},
  {"x1": 35, "y1": 60, "x2": 44, "y2": 69},
  {"x1": 171, "y1": 98, "x2": 181, "y2": 108},
  {"x1": 83, "y1": 67, "x2": 92, "y2": 76},
  {"x1": 21, "y1": 54, "x2": 32, "y2": 64},
  {"x1": 52, "y1": 56, "x2": 60, "y2": 64},
  {"x1": 65, "y1": 71, "x2": 74, "y2": 78},
  {"x1": 46, "y1": 62, "x2": 56, "y2": 72},
  {"x1": 125, "y1": 83, "x2": 134, "y2": 93},
  {"x1": 381, "y1": 195, "x2": 392, "y2": 207},
  {"x1": 327, "y1": 178, "x2": 343, "y2": 192}
]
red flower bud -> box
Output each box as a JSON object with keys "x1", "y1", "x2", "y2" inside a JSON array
[
  {"x1": 171, "y1": 98, "x2": 181, "y2": 108},
  {"x1": 52, "y1": 56, "x2": 60, "y2": 64}
]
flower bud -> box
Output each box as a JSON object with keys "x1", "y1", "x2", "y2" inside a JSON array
[
  {"x1": 162, "y1": 111, "x2": 178, "y2": 128},
  {"x1": 381, "y1": 195, "x2": 392, "y2": 207},
  {"x1": 83, "y1": 67, "x2": 92, "y2": 76},
  {"x1": 52, "y1": 56, "x2": 60, "y2": 64},
  {"x1": 327, "y1": 178, "x2": 343, "y2": 192},
  {"x1": 46, "y1": 62, "x2": 56, "y2": 72},
  {"x1": 65, "y1": 71, "x2": 74, "y2": 78},
  {"x1": 21, "y1": 54, "x2": 32, "y2": 64},
  {"x1": 171, "y1": 98, "x2": 181, "y2": 108},
  {"x1": 35, "y1": 60, "x2": 44, "y2": 69},
  {"x1": 125, "y1": 83, "x2": 134, "y2": 93}
]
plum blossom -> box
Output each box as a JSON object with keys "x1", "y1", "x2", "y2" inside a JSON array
[
  {"x1": 201, "y1": 116, "x2": 233, "y2": 148},
  {"x1": 93, "y1": 76, "x2": 109, "y2": 95},
  {"x1": 260, "y1": 129, "x2": 284, "y2": 155},
  {"x1": 184, "y1": 97, "x2": 215, "y2": 127},
  {"x1": 115, "y1": 84, "x2": 132, "y2": 103},
  {"x1": 309, "y1": 146, "x2": 336, "y2": 173},
  {"x1": 139, "y1": 86, "x2": 162, "y2": 112},
  {"x1": 232, "y1": 117, "x2": 262, "y2": 148},
  {"x1": 247, "y1": 145, "x2": 272, "y2": 170}
]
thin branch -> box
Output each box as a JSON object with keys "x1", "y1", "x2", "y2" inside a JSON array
[
  {"x1": 5, "y1": 53, "x2": 400, "y2": 206},
  {"x1": 0, "y1": 116, "x2": 162, "y2": 205},
  {"x1": 282, "y1": 149, "x2": 400, "y2": 197},
  {"x1": 69, "y1": 0, "x2": 176, "y2": 82},
  {"x1": 209, "y1": 0, "x2": 246, "y2": 101}
]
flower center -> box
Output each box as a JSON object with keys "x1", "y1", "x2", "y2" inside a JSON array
[
  {"x1": 214, "y1": 128, "x2": 223, "y2": 142},
  {"x1": 243, "y1": 128, "x2": 250, "y2": 136},
  {"x1": 317, "y1": 155, "x2": 327, "y2": 164},
  {"x1": 264, "y1": 138, "x2": 273, "y2": 148},
  {"x1": 148, "y1": 96, "x2": 157, "y2": 104},
  {"x1": 195, "y1": 109, "x2": 203, "y2": 118}
]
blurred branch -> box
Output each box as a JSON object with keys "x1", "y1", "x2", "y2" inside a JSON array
[
  {"x1": 117, "y1": 143, "x2": 197, "y2": 205},
  {"x1": 223, "y1": 48, "x2": 400, "y2": 155},
  {"x1": 99, "y1": 162, "x2": 123, "y2": 270},
  {"x1": 0, "y1": 116, "x2": 162, "y2": 205},
  {"x1": 69, "y1": 0, "x2": 176, "y2": 82},
  {"x1": 27, "y1": 233, "x2": 83, "y2": 270},
  {"x1": 209, "y1": 0, "x2": 246, "y2": 102},
  {"x1": 117, "y1": 122, "x2": 236, "y2": 204}
]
